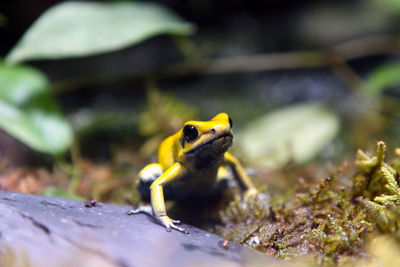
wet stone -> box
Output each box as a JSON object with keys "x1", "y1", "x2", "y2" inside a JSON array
[{"x1": 0, "y1": 190, "x2": 287, "y2": 267}]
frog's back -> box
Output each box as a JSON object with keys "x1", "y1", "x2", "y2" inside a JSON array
[{"x1": 158, "y1": 132, "x2": 180, "y2": 171}]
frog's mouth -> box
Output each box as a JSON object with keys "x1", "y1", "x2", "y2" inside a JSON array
[{"x1": 185, "y1": 133, "x2": 233, "y2": 155}]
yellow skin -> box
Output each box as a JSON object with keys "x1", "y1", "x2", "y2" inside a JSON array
[{"x1": 128, "y1": 113, "x2": 257, "y2": 233}]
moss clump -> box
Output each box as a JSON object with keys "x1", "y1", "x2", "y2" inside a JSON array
[
  {"x1": 216, "y1": 141, "x2": 400, "y2": 266},
  {"x1": 353, "y1": 141, "x2": 400, "y2": 235}
]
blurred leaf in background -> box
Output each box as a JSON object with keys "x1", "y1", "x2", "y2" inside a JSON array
[
  {"x1": 238, "y1": 103, "x2": 339, "y2": 168},
  {"x1": 0, "y1": 62, "x2": 72, "y2": 154},
  {"x1": 371, "y1": 0, "x2": 400, "y2": 14},
  {"x1": 42, "y1": 186, "x2": 83, "y2": 200},
  {"x1": 6, "y1": 1, "x2": 195, "y2": 62},
  {"x1": 365, "y1": 62, "x2": 400, "y2": 95}
]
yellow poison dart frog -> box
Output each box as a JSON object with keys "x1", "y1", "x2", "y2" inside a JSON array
[{"x1": 128, "y1": 113, "x2": 257, "y2": 233}]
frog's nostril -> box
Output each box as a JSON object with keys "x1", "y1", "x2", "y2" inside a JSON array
[{"x1": 211, "y1": 129, "x2": 216, "y2": 134}]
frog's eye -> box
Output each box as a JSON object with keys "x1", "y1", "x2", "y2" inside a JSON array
[
  {"x1": 229, "y1": 117, "x2": 233, "y2": 129},
  {"x1": 183, "y1": 125, "x2": 198, "y2": 141}
]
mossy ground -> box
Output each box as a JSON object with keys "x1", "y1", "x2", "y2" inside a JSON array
[{"x1": 215, "y1": 141, "x2": 400, "y2": 266}]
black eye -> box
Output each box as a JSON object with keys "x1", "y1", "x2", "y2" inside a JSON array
[
  {"x1": 183, "y1": 125, "x2": 198, "y2": 141},
  {"x1": 229, "y1": 117, "x2": 233, "y2": 129}
]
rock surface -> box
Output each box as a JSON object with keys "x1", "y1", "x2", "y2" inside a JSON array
[{"x1": 0, "y1": 190, "x2": 286, "y2": 267}]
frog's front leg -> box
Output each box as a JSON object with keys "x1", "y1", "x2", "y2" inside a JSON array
[
  {"x1": 136, "y1": 163, "x2": 163, "y2": 201},
  {"x1": 128, "y1": 163, "x2": 183, "y2": 227},
  {"x1": 223, "y1": 152, "x2": 258, "y2": 199},
  {"x1": 150, "y1": 162, "x2": 189, "y2": 234}
]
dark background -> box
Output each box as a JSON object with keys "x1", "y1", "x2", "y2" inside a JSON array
[{"x1": 1, "y1": 0, "x2": 398, "y2": 163}]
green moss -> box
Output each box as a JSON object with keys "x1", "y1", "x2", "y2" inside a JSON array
[
  {"x1": 353, "y1": 141, "x2": 400, "y2": 234},
  {"x1": 216, "y1": 141, "x2": 400, "y2": 266}
]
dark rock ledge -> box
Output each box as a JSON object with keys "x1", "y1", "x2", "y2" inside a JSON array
[{"x1": 0, "y1": 190, "x2": 287, "y2": 267}]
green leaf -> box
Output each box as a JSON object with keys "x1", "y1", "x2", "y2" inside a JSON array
[
  {"x1": 371, "y1": 0, "x2": 400, "y2": 14},
  {"x1": 0, "y1": 62, "x2": 73, "y2": 154},
  {"x1": 237, "y1": 103, "x2": 339, "y2": 168},
  {"x1": 42, "y1": 187, "x2": 84, "y2": 200},
  {"x1": 6, "y1": 1, "x2": 195, "y2": 62},
  {"x1": 365, "y1": 62, "x2": 400, "y2": 94}
]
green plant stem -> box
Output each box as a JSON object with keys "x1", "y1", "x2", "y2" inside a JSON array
[
  {"x1": 67, "y1": 139, "x2": 82, "y2": 194},
  {"x1": 172, "y1": 36, "x2": 202, "y2": 64}
]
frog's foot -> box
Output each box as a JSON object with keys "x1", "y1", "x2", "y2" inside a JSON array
[
  {"x1": 157, "y1": 215, "x2": 188, "y2": 234},
  {"x1": 128, "y1": 206, "x2": 185, "y2": 232},
  {"x1": 127, "y1": 204, "x2": 153, "y2": 216}
]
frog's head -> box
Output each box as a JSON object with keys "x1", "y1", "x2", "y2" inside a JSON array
[{"x1": 179, "y1": 113, "x2": 233, "y2": 168}]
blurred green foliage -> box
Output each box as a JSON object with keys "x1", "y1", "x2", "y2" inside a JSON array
[
  {"x1": 1, "y1": 1, "x2": 194, "y2": 155},
  {"x1": 137, "y1": 84, "x2": 198, "y2": 157},
  {"x1": 365, "y1": 62, "x2": 400, "y2": 94},
  {"x1": 6, "y1": 1, "x2": 195, "y2": 62},
  {"x1": 372, "y1": 0, "x2": 400, "y2": 14},
  {"x1": 1, "y1": 0, "x2": 399, "y2": 161},
  {"x1": 42, "y1": 186, "x2": 83, "y2": 200},
  {"x1": 238, "y1": 104, "x2": 339, "y2": 168},
  {"x1": 0, "y1": 62, "x2": 72, "y2": 154}
]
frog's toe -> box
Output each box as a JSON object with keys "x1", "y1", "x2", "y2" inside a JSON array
[
  {"x1": 170, "y1": 218, "x2": 181, "y2": 224},
  {"x1": 158, "y1": 215, "x2": 188, "y2": 234},
  {"x1": 127, "y1": 204, "x2": 153, "y2": 216},
  {"x1": 170, "y1": 223, "x2": 189, "y2": 234},
  {"x1": 127, "y1": 209, "x2": 139, "y2": 215}
]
